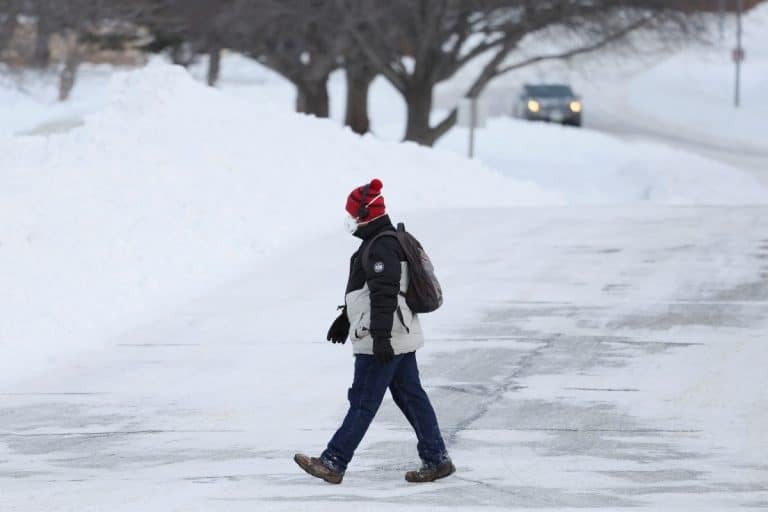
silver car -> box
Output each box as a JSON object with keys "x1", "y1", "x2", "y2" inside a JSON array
[{"x1": 514, "y1": 84, "x2": 582, "y2": 127}]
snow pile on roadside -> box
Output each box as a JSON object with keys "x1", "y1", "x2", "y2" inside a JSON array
[
  {"x1": 194, "y1": 53, "x2": 768, "y2": 204},
  {"x1": 0, "y1": 61, "x2": 557, "y2": 384},
  {"x1": 437, "y1": 118, "x2": 768, "y2": 204}
]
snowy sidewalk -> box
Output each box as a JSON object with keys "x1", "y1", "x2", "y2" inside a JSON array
[{"x1": 1, "y1": 207, "x2": 767, "y2": 511}]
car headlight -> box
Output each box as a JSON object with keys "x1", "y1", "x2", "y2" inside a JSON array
[
  {"x1": 527, "y1": 100, "x2": 540, "y2": 113},
  {"x1": 569, "y1": 101, "x2": 582, "y2": 113}
]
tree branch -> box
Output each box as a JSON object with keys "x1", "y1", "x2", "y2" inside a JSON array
[
  {"x1": 427, "y1": 11, "x2": 659, "y2": 145},
  {"x1": 415, "y1": 0, "x2": 447, "y2": 70},
  {"x1": 494, "y1": 14, "x2": 657, "y2": 77},
  {"x1": 334, "y1": 0, "x2": 408, "y2": 93},
  {"x1": 425, "y1": 107, "x2": 457, "y2": 146}
]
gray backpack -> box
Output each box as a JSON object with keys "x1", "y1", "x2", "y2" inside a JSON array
[{"x1": 362, "y1": 223, "x2": 443, "y2": 314}]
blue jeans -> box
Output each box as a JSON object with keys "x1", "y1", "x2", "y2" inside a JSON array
[{"x1": 321, "y1": 352, "x2": 448, "y2": 473}]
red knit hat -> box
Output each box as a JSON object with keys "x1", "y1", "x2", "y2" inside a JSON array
[{"x1": 346, "y1": 179, "x2": 386, "y2": 222}]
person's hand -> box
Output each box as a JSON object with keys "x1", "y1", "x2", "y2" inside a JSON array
[
  {"x1": 326, "y1": 309, "x2": 350, "y2": 344},
  {"x1": 373, "y1": 337, "x2": 395, "y2": 363}
]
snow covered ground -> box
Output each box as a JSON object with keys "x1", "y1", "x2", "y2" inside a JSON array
[
  {"x1": 193, "y1": 49, "x2": 768, "y2": 203},
  {"x1": 1, "y1": 10, "x2": 767, "y2": 509},
  {"x1": 0, "y1": 64, "x2": 118, "y2": 137},
  {"x1": 1, "y1": 207, "x2": 766, "y2": 510},
  {"x1": 2, "y1": 59, "x2": 765, "y2": 386},
  {"x1": 0, "y1": 62, "x2": 558, "y2": 387}
]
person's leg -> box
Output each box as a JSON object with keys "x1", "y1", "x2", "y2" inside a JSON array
[
  {"x1": 321, "y1": 354, "x2": 402, "y2": 473},
  {"x1": 390, "y1": 352, "x2": 449, "y2": 467},
  {"x1": 389, "y1": 378, "x2": 417, "y2": 431}
]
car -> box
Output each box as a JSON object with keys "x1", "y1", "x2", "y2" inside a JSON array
[{"x1": 514, "y1": 84, "x2": 582, "y2": 127}]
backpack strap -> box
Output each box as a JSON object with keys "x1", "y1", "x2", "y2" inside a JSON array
[
  {"x1": 362, "y1": 230, "x2": 410, "y2": 298},
  {"x1": 361, "y1": 231, "x2": 399, "y2": 271}
]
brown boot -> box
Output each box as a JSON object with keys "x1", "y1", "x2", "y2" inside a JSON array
[
  {"x1": 294, "y1": 453, "x2": 343, "y2": 484},
  {"x1": 405, "y1": 460, "x2": 456, "y2": 483}
]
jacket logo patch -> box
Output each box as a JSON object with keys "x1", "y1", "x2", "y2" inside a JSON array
[{"x1": 373, "y1": 262, "x2": 385, "y2": 273}]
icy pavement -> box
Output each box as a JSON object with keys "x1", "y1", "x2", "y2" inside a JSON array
[{"x1": 1, "y1": 207, "x2": 767, "y2": 511}]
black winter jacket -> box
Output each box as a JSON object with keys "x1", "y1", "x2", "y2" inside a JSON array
[{"x1": 345, "y1": 215, "x2": 405, "y2": 340}]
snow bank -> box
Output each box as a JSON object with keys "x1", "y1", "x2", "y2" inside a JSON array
[
  {"x1": 0, "y1": 61, "x2": 556, "y2": 384},
  {"x1": 437, "y1": 118, "x2": 768, "y2": 204},
  {"x1": 190, "y1": 53, "x2": 768, "y2": 205}
]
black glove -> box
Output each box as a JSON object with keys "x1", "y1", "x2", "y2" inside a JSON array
[
  {"x1": 326, "y1": 308, "x2": 350, "y2": 344},
  {"x1": 373, "y1": 337, "x2": 395, "y2": 364}
]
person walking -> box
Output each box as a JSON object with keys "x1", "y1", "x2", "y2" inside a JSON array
[{"x1": 294, "y1": 178, "x2": 454, "y2": 484}]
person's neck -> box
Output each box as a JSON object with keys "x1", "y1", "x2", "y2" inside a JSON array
[{"x1": 354, "y1": 215, "x2": 393, "y2": 240}]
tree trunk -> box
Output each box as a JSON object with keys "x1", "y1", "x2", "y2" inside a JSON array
[
  {"x1": 58, "y1": 32, "x2": 81, "y2": 102},
  {"x1": 403, "y1": 84, "x2": 435, "y2": 146},
  {"x1": 344, "y1": 63, "x2": 375, "y2": 135},
  {"x1": 207, "y1": 44, "x2": 222, "y2": 87},
  {"x1": 58, "y1": 49, "x2": 80, "y2": 101},
  {"x1": 170, "y1": 44, "x2": 183, "y2": 65},
  {"x1": 0, "y1": 8, "x2": 18, "y2": 51},
  {"x1": 295, "y1": 78, "x2": 330, "y2": 118},
  {"x1": 170, "y1": 43, "x2": 188, "y2": 66},
  {"x1": 32, "y1": 16, "x2": 52, "y2": 68}
]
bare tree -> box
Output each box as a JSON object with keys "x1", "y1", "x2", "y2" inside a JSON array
[
  {"x1": 141, "y1": 0, "x2": 371, "y2": 123},
  {"x1": 0, "y1": 1, "x2": 20, "y2": 55},
  {"x1": 111, "y1": 0, "x2": 346, "y2": 113},
  {"x1": 340, "y1": 0, "x2": 702, "y2": 146},
  {"x1": 1, "y1": 1, "x2": 148, "y2": 99},
  {"x1": 0, "y1": 0, "x2": 53, "y2": 66},
  {"x1": 127, "y1": 0, "x2": 233, "y2": 86},
  {"x1": 19, "y1": 1, "x2": 100, "y2": 98},
  {"x1": 223, "y1": 0, "x2": 346, "y2": 118},
  {"x1": 343, "y1": 47, "x2": 376, "y2": 134}
]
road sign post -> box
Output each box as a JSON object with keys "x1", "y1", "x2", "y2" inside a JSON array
[
  {"x1": 457, "y1": 97, "x2": 486, "y2": 159},
  {"x1": 469, "y1": 98, "x2": 476, "y2": 158},
  {"x1": 734, "y1": 0, "x2": 744, "y2": 108}
]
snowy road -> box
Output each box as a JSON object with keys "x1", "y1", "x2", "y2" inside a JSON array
[
  {"x1": 585, "y1": 106, "x2": 768, "y2": 188},
  {"x1": 2, "y1": 207, "x2": 767, "y2": 511}
]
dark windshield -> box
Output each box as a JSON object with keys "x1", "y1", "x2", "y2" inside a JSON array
[{"x1": 525, "y1": 85, "x2": 574, "y2": 98}]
